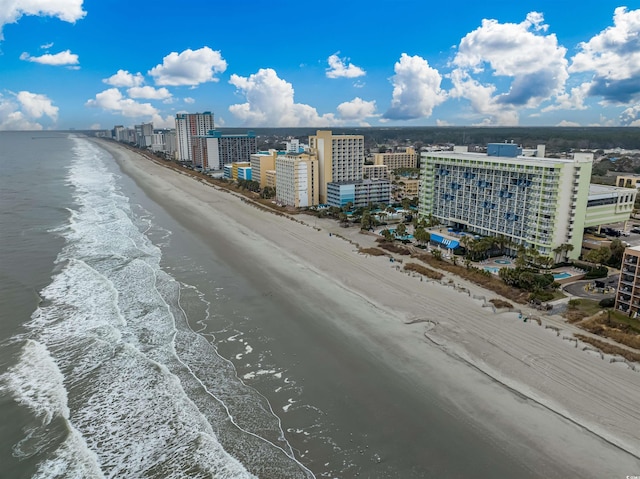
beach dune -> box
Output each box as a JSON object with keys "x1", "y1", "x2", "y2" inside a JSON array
[{"x1": 99, "y1": 139, "x2": 640, "y2": 478}]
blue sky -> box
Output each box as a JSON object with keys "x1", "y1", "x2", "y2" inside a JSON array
[{"x1": 1, "y1": 0, "x2": 640, "y2": 130}]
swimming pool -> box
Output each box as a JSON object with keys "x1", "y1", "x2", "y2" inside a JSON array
[
  {"x1": 484, "y1": 266, "x2": 500, "y2": 274},
  {"x1": 553, "y1": 272, "x2": 572, "y2": 280},
  {"x1": 495, "y1": 259, "x2": 512, "y2": 264}
]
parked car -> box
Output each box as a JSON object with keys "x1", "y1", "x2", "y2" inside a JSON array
[{"x1": 631, "y1": 228, "x2": 640, "y2": 234}]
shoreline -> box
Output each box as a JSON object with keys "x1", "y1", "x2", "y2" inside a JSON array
[{"x1": 96, "y1": 139, "x2": 640, "y2": 476}]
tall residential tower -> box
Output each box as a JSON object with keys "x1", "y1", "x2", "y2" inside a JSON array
[{"x1": 175, "y1": 112, "x2": 214, "y2": 162}]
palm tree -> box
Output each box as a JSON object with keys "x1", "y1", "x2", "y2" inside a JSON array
[{"x1": 396, "y1": 222, "x2": 407, "y2": 238}]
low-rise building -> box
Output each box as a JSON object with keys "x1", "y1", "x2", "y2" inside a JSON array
[
  {"x1": 373, "y1": 147, "x2": 417, "y2": 170},
  {"x1": 616, "y1": 174, "x2": 640, "y2": 189},
  {"x1": 363, "y1": 164, "x2": 389, "y2": 180},
  {"x1": 326, "y1": 179, "x2": 391, "y2": 208},
  {"x1": 584, "y1": 184, "x2": 636, "y2": 229}
]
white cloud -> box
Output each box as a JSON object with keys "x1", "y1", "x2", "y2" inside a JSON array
[
  {"x1": 150, "y1": 114, "x2": 176, "y2": 129},
  {"x1": 0, "y1": 0, "x2": 86, "y2": 40},
  {"x1": 436, "y1": 119, "x2": 452, "y2": 126},
  {"x1": 229, "y1": 68, "x2": 338, "y2": 127},
  {"x1": 326, "y1": 52, "x2": 366, "y2": 79},
  {"x1": 20, "y1": 49, "x2": 79, "y2": 66},
  {"x1": 541, "y1": 82, "x2": 590, "y2": 112},
  {"x1": 89, "y1": 123, "x2": 101, "y2": 130},
  {"x1": 0, "y1": 91, "x2": 58, "y2": 130},
  {"x1": 570, "y1": 7, "x2": 640, "y2": 104},
  {"x1": 383, "y1": 53, "x2": 446, "y2": 120},
  {"x1": 103, "y1": 70, "x2": 144, "y2": 88},
  {"x1": 40, "y1": 42, "x2": 54, "y2": 49},
  {"x1": 127, "y1": 86, "x2": 171, "y2": 100},
  {"x1": 183, "y1": 97, "x2": 195, "y2": 104},
  {"x1": 450, "y1": 12, "x2": 568, "y2": 124},
  {"x1": 149, "y1": 47, "x2": 227, "y2": 86},
  {"x1": 449, "y1": 69, "x2": 518, "y2": 125},
  {"x1": 336, "y1": 97, "x2": 377, "y2": 121},
  {"x1": 17, "y1": 91, "x2": 58, "y2": 119},
  {"x1": 620, "y1": 104, "x2": 640, "y2": 126},
  {"x1": 556, "y1": 120, "x2": 581, "y2": 127},
  {"x1": 85, "y1": 88, "x2": 157, "y2": 117}
]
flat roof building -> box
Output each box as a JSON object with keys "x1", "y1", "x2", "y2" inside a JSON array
[
  {"x1": 275, "y1": 153, "x2": 319, "y2": 208},
  {"x1": 309, "y1": 130, "x2": 365, "y2": 204},
  {"x1": 585, "y1": 184, "x2": 636, "y2": 228},
  {"x1": 419, "y1": 144, "x2": 593, "y2": 260},
  {"x1": 373, "y1": 147, "x2": 417, "y2": 170},
  {"x1": 176, "y1": 112, "x2": 214, "y2": 162},
  {"x1": 327, "y1": 179, "x2": 391, "y2": 208},
  {"x1": 193, "y1": 130, "x2": 257, "y2": 171}
]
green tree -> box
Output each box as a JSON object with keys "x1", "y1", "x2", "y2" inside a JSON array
[
  {"x1": 414, "y1": 227, "x2": 430, "y2": 246},
  {"x1": 395, "y1": 223, "x2": 407, "y2": 238}
]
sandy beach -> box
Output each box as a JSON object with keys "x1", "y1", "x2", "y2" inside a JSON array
[{"x1": 98, "y1": 139, "x2": 640, "y2": 478}]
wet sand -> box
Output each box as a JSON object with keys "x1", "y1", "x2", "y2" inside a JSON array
[{"x1": 98, "y1": 139, "x2": 640, "y2": 478}]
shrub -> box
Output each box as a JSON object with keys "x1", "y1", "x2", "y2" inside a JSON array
[{"x1": 598, "y1": 297, "x2": 615, "y2": 308}]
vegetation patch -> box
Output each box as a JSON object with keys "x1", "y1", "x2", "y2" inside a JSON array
[
  {"x1": 376, "y1": 241, "x2": 411, "y2": 255},
  {"x1": 564, "y1": 298, "x2": 601, "y2": 323},
  {"x1": 489, "y1": 298, "x2": 513, "y2": 309},
  {"x1": 410, "y1": 253, "x2": 530, "y2": 303},
  {"x1": 403, "y1": 263, "x2": 444, "y2": 280},
  {"x1": 358, "y1": 247, "x2": 387, "y2": 256},
  {"x1": 574, "y1": 334, "x2": 640, "y2": 363}
]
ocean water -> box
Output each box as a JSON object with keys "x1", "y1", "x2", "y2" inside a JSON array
[{"x1": 0, "y1": 133, "x2": 312, "y2": 478}]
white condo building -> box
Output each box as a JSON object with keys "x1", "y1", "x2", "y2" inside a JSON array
[
  {"x1": 175, "y1": 112, "x2": 214, "y2": 162},
  {"x1": 419, "y1": 143, "x2": 594, "y2": 260},
  {"x1": 275, "y1": 153, "x2": 319, "y2": 208}
]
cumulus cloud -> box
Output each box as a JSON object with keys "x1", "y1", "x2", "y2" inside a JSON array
[
  {"x1": 0, "y1": 0, "x2": 86, "y2": 40},
  {"x1": 450, "y1": 12, "x2": 568, "y2": 124},
  {"x1": 0, "y1": 91, "x2": 58, "y2": 130},
  {"x1": 383, "y1": 53, "x2": 446, "y2": 120},
  {"x1": 449, "y1": 69, "x2": 518, "y2": 125},
  {"x1": 127, "y1": 86, "x2": 171, "y2": 100},
  {"x1": 103, "y1": 70, "x2": 144, "y2": 88},
  {"x1": 85, "y1": 88, "x2": 157, "y2": 117},
  {"x1": 149, "y1": 47, "x2": 227, "y2": 86},
  {"x1": 620, "y1": 104, "x2": 640, "y2": 126},
  {"x1": 570, "y1": 7, "x2": 640, "y2": 104},
  {"x1": 336, "y1": 97, "x2": 377, "y2": 121},
  {"x1": 183, "y1": 97, "x2": 195, "y2": 104},
  {"x1": 17, "y1": 91, "x2": 58, "y2": 119},
  {"x1": 228, "y1": 68, "x2": 338, "y2": 127},
  {"x1": 20, "y1": 49, "x2": 79, "y2": 66},
  {"x1": 541, "y1": 82, "x2": 590, "y2": 112},
  {"x1": 326, "y1": 52, "x2": 366, "y2": 78}
]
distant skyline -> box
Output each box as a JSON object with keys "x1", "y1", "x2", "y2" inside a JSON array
[{"x1": 1, "y1": 0, "x2": 640, "y2": 130}]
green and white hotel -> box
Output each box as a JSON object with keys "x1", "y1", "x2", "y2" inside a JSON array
[{"x1": 419, "y1": 143, "x2": 596, "y2": 261}]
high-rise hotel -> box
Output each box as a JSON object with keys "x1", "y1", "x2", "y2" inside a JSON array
[
  {"x1": 175, "y1": 112, "x2": 214, "y2": 162},
  {"x1": 419, "y1": 143, "x2": 593, "y2": 259},
  {"x1": 309, "y1": 130, "x2": 365, "y2": 204}
]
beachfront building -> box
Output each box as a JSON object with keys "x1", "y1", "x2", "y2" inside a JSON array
[
  {"x1": 584, "y1": 184, "x2": 637, "y2": 229},
  {"x1": 150, "y1": 128, "x2": 177, "y2": 158},
  {"x1": 373, "y1": 147, "x2": 417, "y2": 170},
  {"x1": 326, "y1": 179, "x2": 391, "y2": 208},
  {"x1": 238, "y1": 166, "x2": 252, "y2": 181},
  {"x1": 419, "y1": 143, "x2": 593, "y2": 260},
  {"x1": 175, "y1": 112, "x2": 215, "y2": 162},
  {"x1": 275, "y1": 153, "x2": 319, "y2": 208},
  {"x1": 363, "y1": 164, "x2": 389, "y2": 180},
  {"x1": 251, "y1": 151, "x2": 278, "y2": 187},
  {"x1": 223, "y1": 162, "x2": 252, "y2": 180},
  {"x1": 134, "y1": 123, "x2": 154, "y2": 148},
  {"x1": 309, "y1": 130, "x2": 365, "y2": 204},
  {"x1": 265, "y1": 170, "x2": 276, "y2": 189},
  {"x1": 616, "y1": 246, "x2": 640, "y2": 318},
  {"x1": 192, "y1": 130, "x2": 257, "y2": 171}
]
